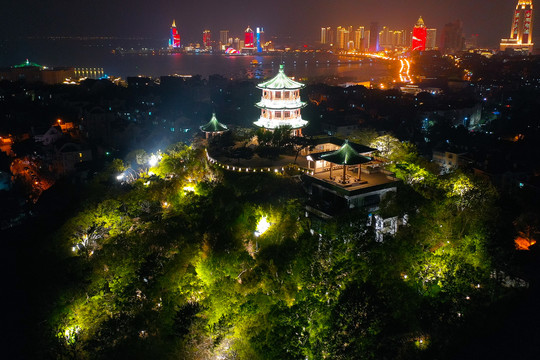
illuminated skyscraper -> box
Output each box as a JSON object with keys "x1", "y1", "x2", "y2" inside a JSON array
[
  {"x1": 426, "y1": 28, "x2": 437, "y2": 50},
  {"x1": 369, "y1": 22, "x2": 379, "y2": 52},
  {"x1": 354, "y1": 27, "x2": 364, "y2": 50},
  {"x1": 500, "y1": 0, "x2": 534, "y2": 53},
  {"x1": 203, "y1": 30, "x2": 211, "y2": 48},
  {"x1": 379, "y1": 26, "x2": 391, "y2": 49},
  {"x1": 220, "y1": 30, "x2": 229, "y2": 46},
  {"x1": 337, "y1": 26, "x2": 350, "y2": 49},
  {"x1": 169, "y1": 20, "x2": 181, "y2": 49},
  {"x1": 321, "y1": 27, "x2": 331, "y2": 44},
  {"x1": 256, "y1": 27, "x2": 264, "y2": 52},
  {"x1": 244, "y1": 26, "x2": 255, "y2": 48},
  {"x1": 411, "y1": 16, "x2": 427, "y2": 51},
  {"x1": 364, "y1": 30, "x2": 371, "y2": 50}
]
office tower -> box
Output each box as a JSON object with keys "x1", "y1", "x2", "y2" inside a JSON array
[
  {"x1": 244, "y1": 26, "x2": 255, "y2": 48},
  {"x1": 169, "y1": 20, "x2": 181, "y2": 48},
  {"x1": 203, "y1": 30, "x2": 211, "y2": 47},
  {"x1": 220, "y1": 30, "x2": 229, "y2": 45},
  {"x1": 369, "y1": 22, "x2": 379, "y2": 52},
  {"x1": 500, "y1": 0, "x2": 534, "y2": 53},
  {"x1": 465, "y1": 34, "x2": 479, "y2": 49},
  {"x1": 256, "y1": 27, "x2": 264, "y2": 52},
  {"x1": 337, "y1": 26, "x2": 350, "y2": 49},
  {"x1": 354, "y1": 27, "x2": 364, "y2": 50},
  {"x1": 379, "y1": 26, "x2": 391, "y2": 48},
  {"x1": 328, "y1": 28, "x2": 335, "y2": 45},
  {"x1": 411, "y1": 16, "x2": 427, "y2": 51},
  {"x1": 426, "y1": 28, "x2": 437, "y2": 49},
  {"x1": 441, "y1": 20, "x2": 464, "y2": 54},
  {"x1": 321, "y1": 27, "x2": 331, "y2": 44},
  {"x1": 392, "y1": 30, "x2": 405, "y2": 47},
  {"x1": 364, "y1": 30, "x2": 371, "y2": 50}
]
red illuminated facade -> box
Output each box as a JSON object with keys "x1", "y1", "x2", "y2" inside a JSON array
[
  {"x1": 244, "y1": 26, "x2": 255, "y2": 48},
  {"x1": 501, "y1": 0, "x2": 534, "y2": 54},
  {"x1": 411, "y1": 16, "x2": 427, "y2": 51},
  {"x1": 169, "y1": 20, "x2": 181, "y2": 49},
  {"x1": 203, "y1": 30, "x2": 211, "y2": 47}
]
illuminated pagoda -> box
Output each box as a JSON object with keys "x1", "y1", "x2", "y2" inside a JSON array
[
  {"x1": 253, "y1": 65, "x2": 308, "y2": 137},
  {"x1": 411, "y1": 16, "x2": 427, "y2": 51},
  {"x1": 200, "y1": 113, "x2": 228, "y2": 139},
  {"x1": 500, "y1": 0, "x2": 534, "y2": 54},
  {"x1": 169, "y1": 20, "x2": 181, "y2": 49}
]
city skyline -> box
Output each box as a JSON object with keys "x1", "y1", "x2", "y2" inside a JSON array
[{"x1": 0, "y1": 0, "x2": 534, "y2": 47}]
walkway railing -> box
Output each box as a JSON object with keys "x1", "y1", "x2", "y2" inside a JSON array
[{"x1": 205, "y1": 149, "x2": 315, "y2": 176}]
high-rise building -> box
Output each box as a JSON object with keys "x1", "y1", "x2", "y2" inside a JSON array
[
  {"x1": 321, "y1": 27, "x2": 331, "y2": 44},
  {"x1": 441, "y1": 20, "x2": 464, "y2": 54},
  {"x1": 253, "y1": 64, "x2": 308, "y2": 137},
  {"x1": 369, "y1": 22, "x2": 379, "y2": 52},
  {"x1": 500, "y1": 0, "x2": 534, "y2": 53},
  {"x1": 256, "y1": 27, "x2": 265, "y2": 52},
  {"x1": 244, "y1": 26, "x2": 255, "y2": 48},
  {"x1": 169, "y1": 20, "x2": 181, "y2": 49},
  {"x1": 392, "y1": 30, "x2": 405, "y2": 47},
  {"x1": 203, "y1": 30, "x2": 211, "y2": 47},
  {"x1": 220, "y1": 30, "x2": 229, "y2": 46},
  {"x1": 233, "y1": 37, "x2": 241, "y2": 50},
  {"x1": 465, "y1": 34, "x2": 479, "y2": 49},
  {"x1": 426, "y1": 28, "x2": 437, "y2": 50},
  {"x1": 412, "y1": 16, "x2": 427, "y2": 51},
  {"x1": 364, "y1": 30, "x2": 371, "y2": 50},
  {"x1": 354, "y1": 27, "x2": 364, "y2": 50},
  {"x1": 336, "y1": 26, "x2": 350, "y2": 49},
  {"x1": 379, "y1": 26, "x2": 391, "y2": 49}
]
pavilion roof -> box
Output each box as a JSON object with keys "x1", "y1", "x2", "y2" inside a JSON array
[
  {"x1": 257, "y1": 65, "x2": 304, "y2": 90},
  {"x1": 200, "y1": 113, "x2": 228, "y2": 133},
  {"x1": 14, "y1": 59, "x2": 42, "y2": 68},
  {"x1": 321, "y1": 140, "x2": 372, "y2": 165}
]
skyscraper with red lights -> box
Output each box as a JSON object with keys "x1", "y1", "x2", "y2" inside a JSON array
[
  {"x1": 169, "y1": 20, "x2": 181, "y2": 49},
  {"x1": 411, "y1": 16, "x2": 427, "y2": 51},
  {"x1": 203, "y1": 30, "x2": 211, "y2": 47},
  {"x1": 500, "y1": 0, "x2": 534, "y2": 53},
  {"x1": 244, "y1": 26, "x2": 255, "y2": 48}
]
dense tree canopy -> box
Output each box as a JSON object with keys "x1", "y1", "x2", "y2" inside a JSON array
[{"x1": 40, "y1": 140, "x2": 520, "y2": 359}]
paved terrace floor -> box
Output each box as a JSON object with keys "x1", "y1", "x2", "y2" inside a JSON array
[{"x1": 310, "y1": 166, "x2": 398, "y2": 191}]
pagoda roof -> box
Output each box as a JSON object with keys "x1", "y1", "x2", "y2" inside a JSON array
[
  {"x1": 200, "y1": 113, "x2": 228, "y2": 133},
  {"x1": 14, "y1": 59, "x2": 42, "y2": 69},
  {"x1": 320, "y1": 140, "x2": 372, "y2": 165},
  {"x1": 312, "y1": 137, "x2": 376, "y2": 154},
  {"x1": 257, "y1": 65, "x2": 305, "y2": 90}
]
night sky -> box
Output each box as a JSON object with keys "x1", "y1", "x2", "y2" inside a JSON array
[{"x1": 0, "y1": 0, "x2": 530, "y2": 47}]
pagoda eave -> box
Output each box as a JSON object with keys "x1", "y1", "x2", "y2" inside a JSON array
[
  {"x1": 255, "y1": 102, "x2": 307, "y2": 110},
  {"x1": 256, "y1": 85, "x2": 304, "y2": 90},
  {"x1": 254, "y1": 118, "x2": 308, "y2": 130}
]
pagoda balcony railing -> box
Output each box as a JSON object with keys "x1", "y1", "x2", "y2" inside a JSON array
[
  {"x1": 254, "y1": 116, "x2": 308, "y2": 129},
  {"x1": 255, "y1": 99, "x2": 306, "y2": 109}
]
